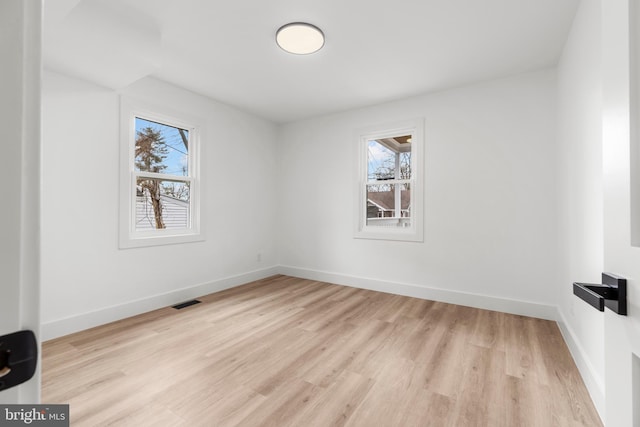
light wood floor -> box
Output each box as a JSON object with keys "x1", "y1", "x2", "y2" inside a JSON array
[{"x1": 42, "y1": 275, "x2": 602, "y2": 426}]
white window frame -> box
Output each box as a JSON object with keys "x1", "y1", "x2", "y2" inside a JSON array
[
  {"x1": 119, "y1": 97, "x2": 203, "y2": 248},
  {"x1": 355, "y1": 118, "x2": 424, "y2": 242}
]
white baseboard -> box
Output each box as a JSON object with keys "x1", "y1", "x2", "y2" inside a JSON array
[
  {"x1": 555, "y1": 310, "x2": 605, "y2": 421},
  {"x1": 41, "y1": 266, "x2": 280, "y2": 341},
  {"x1": 278, "y1": 265, "x2": 558, "y2": 320}
]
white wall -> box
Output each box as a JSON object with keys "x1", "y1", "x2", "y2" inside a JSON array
[
  {"x1": 41, "y1": 71, "x2": 279, "y2": 339},
  {"x1": 555, "y1": 0, "x2": 606, "y2": 417},
  {"x1": 278, "y1": 70, "x2": 559, "y2": 317}
]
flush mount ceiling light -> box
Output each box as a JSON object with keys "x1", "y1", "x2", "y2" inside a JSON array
[{"x1": 276, "y1": 22, "x2": 324, "y2": 55}]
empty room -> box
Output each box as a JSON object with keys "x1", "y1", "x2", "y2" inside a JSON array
[{"x1": 2, "y1": 0, "x2": 640, "y2": 425}]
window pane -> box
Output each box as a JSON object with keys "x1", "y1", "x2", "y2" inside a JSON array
[
  {"x1": 135, "y1": 117, "x2": 189, "y2": 176},
  {"x1": 366, "y1": 184, "x2": 411, "y2": 227},
  {"x1": 136, "y1": 178, "x2": 190, "y2": 230},
  {"x1": 400, "y1": 151, "x2": 412, "y2": 180},
  {"x1": 367, "y1": 135, "x2": 412, "y2": 180},
  {"x1": 368, "y1": 140, "x2": 396, "y2": 180}
]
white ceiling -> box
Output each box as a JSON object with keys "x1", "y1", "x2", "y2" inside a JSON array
[{"x1": 43, "y1": 0, "x2": 580, "y2": 123}]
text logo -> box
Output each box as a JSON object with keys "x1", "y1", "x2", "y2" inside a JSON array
[{"x1": 0, "y1": 405, "x2": 69, "y2": 426}]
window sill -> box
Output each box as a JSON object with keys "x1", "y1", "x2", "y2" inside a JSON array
[
  {"x1": 119, "y1": 230, "x2": 204, "y2": 249},
  {"x1": 354, "y1": 226, "x2": 423, "y2": 242}
]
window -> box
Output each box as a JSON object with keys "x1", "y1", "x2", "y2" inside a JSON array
[
  {"x1": 355, "y1": 119, "x2": 423, "y2": 241},
  {"x1": 120, "y1": 98, "x2": 202, "y2": 248}
]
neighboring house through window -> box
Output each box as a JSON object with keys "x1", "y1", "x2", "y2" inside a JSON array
[{"x1": 120, "y1": 97, "x2": 202, "y2": 248}]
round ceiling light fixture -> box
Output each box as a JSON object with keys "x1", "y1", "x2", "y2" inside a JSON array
[{"x1": 276, "y1": 22, "x2": 324, "y2": 55}]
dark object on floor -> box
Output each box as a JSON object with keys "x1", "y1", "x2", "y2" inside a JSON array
[{"x1": 172, "y1": 299, "x2": 202, "y2": 310}]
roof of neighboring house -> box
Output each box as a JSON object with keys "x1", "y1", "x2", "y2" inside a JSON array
[{"x1": 367, "y1": 190, "x2": 410, "y2": 211}]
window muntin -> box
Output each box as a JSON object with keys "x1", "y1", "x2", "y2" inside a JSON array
[{"x1": 356, "y1": 120, "x2": 423, "y2": 242}]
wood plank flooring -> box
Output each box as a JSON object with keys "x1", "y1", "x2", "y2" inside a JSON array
[{"x1": 42, "y1": 275, "x2": 602, "y2": 426}]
